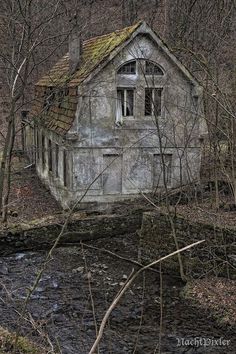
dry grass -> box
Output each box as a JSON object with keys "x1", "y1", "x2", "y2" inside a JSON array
[
  {"x1": 184, "y1": 278, "x2": 236, "y2": 326},
  {"x1": 0, "y1": 326, "x2": 45, "y2": 354}
]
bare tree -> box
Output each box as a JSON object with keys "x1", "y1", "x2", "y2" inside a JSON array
[{"x1": 0, "y1": 0, "x2": 71, "y2": 221}]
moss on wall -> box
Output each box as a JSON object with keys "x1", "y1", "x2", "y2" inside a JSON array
[
  {"x1": 0, "y1": 326, "x2": 46, "y2": 354},
  {"x1": 139, "y1": 211, "x2": 236, "y2": 279}
]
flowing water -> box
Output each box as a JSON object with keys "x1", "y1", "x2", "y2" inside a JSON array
[{"x1": 0, "y1": 233, "x2": 235, "y2": 353}]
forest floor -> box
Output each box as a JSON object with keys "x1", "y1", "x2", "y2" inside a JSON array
[
  {"x1": 0, "y1": 157, "x2": 236, "y2": 353},
  {"x1": 0, "y1": 234, "x2": 235, "y2": 354},
  {"x1": 176, "y1": 198, "x2": 236, "y2": 229},
  {"x1": 2, "y1": 156, "x2": 61, "y2": 225},
  {"x1": 4, "y1": 156, "x2": 236, "y2": 229}
]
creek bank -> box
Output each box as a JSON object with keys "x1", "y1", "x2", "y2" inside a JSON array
[
  {"x1": 0, "y1": 326, "x2": 46, "y2": 354},
  {"x1": 140, "y1": 211, "x2": 236, "y2": 278},
  {"x1": 0, "y1": 233, "x2": 235, "y2": 354},
  {"x1": 1, "y1": 204, "x2": 236, "y2": 280},
  {"x1": 0, "y1": 205, "x2": 150, "y2": 255},
  {"x1": 182, "y1": 277, "x2": 236, "y2": 326}
]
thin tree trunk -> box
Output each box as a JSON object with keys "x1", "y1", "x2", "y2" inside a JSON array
[
  {"x1": 0, "y1": 115, "x2": 14, "y2": 215},
  {"x1": 2, "y1": 113, "x2": 16, "y2": 222}
]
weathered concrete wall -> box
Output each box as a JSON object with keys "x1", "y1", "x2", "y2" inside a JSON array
[
  {"x1": 0, "y1": 208, "x2": 145, "y2": 255},
  {"x1": 28, "y1": 126, "x2": 75, "y2": 208},
  {"x1": 139, "y1": 211, "x2": 236, "y2": 279},
  {"x1": 66, "y1": 28, "x2": 204, "y2": 204},
  {"x1": 26, "y1": 23, "x2": 205, "y2": 208}
]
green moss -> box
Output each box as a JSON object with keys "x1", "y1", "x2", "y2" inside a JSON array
[
  {"x1": 0, "y1": 326, "x2": 45, "y2": 354},
  {"x1": 37, "y1": 21, "x2": 142, "y2": 87},
  {"x1": 182, "y1": 282, "x2": 236, "y2": 326}
]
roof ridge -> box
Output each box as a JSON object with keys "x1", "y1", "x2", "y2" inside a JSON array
[
  {"x1": 83, "y1": 21, "x2": 143, "y2": 45},
  {"x1": 36, "y1": 20, "x2": 144, "y2": 87}
]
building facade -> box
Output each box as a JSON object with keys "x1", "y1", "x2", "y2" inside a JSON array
[{"x1": 24, "y1": 21, "x2": 205, "y2": 208}]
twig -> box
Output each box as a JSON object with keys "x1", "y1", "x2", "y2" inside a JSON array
[
  {"x1": 80, "y1": 242, "x2": 99, "y2": 354},
  {"x1": 132, "y1": 272, "x2": 145, "y2": 354},
  {"x1": 89, "y1": 240, "x2": 205, "y2": 354},
  {"x1": 80, "y1": 242, "x2": 160, "y2": 274}
]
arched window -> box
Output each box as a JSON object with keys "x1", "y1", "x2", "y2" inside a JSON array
[
  {"x1": 145, "y1": 61, "x2": 164, "y2": 76},
  {"x1": 118, "y1": 61, "x2": 136, "y2": 75}
]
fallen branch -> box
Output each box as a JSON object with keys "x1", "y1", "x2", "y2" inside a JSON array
[
  {"x1": 80, "y1": 242, "x2": 160, "y2": 274},
  {"x1": 89, "y1": 239, "x2": 205, "y2": 354}
]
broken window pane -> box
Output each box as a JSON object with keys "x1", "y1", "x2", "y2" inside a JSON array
[
  {"x1": 118, "y1": 61, "x2": 136, "y2": 74},
  {"x1": 145, "y1": 88, "x2": 162, "y2": 116},
  {"x1": 43, "y1": 87, "x2": 55, "y2": 111},
  {"x1": 117, "y1": 89, "x2": 125, "y2": 116},
  {"x1": 63, "y1": 150, "x2": 68, "y2": 187},
  {"x1": 153, "y1": 88, "x2": 162, "y2": 116},
  {"x1": 116, "y1": 88, "x2": 134, "y2": 124},
  {"x1": 126, "y1": 89, "x2": 134, "y2": 116},
  {"x1": 42, "y1": 134, "x2": 45, "y2": 168},
  {"x1": 145, "y1": 61, "x2": 164, "y2": 75},
  {"x1": 57, "y1": 87, "x2": 69, "y2": 108},
  {"x1": 48, "y1": 139, "x2": 52, "y2": 172},
  {"x1": 145, "y1": 88, "x2": 152, "y2": 116},
  {"x1": 55, "y1": 143, "x2": 59, "y2": 177}
]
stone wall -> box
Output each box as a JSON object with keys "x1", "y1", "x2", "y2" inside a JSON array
[
  {"x1": 0, "y1": 208, "x2": 145, "y2": 255},
  {"x1": 139, "y1": 211, "x2": 236, "y2": 279}
]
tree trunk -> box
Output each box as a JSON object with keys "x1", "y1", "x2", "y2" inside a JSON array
[{"x1": 2, "y1": 113, "x2": 16, "y2": 222}]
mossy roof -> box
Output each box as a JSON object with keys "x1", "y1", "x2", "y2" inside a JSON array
[
  {"x1": 32, "y1": 22, "x2": 142, "y2": 135},
  {"x1": 36, "y1": 21, "x2": 142, "y2": 87}
]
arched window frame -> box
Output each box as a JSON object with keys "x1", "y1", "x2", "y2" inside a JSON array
[
  {"x1": 116, "y1": 60, "x2": 164, "y2": 124},
  {"x1": 117, "y1": 60, "x2": 136, "y2": 75},
  {"x1": 145, "y1": 60, "x2": 164, "y2": 76}
]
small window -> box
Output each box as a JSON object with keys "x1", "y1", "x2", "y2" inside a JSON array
[
  {"x1": 36, "y1": 130, "x2": 40, "y2": 161},
  {"x1": 34, "y1": 129, "x2": 36, "y2": 161},
  {"x1": 57, "y1": 87, "x2": 69, "y2": 108},
  {"x1": 117, "y1": 89, "x2": 134, "y2": 117},
  {"x1": 48, "y1": 139, "x2": 52, "y2": 172},
  {"x1": 63, "y1": 150, "x2": 68, "y2": 187},
  {"x1": 55, "y1": 143, "x2": 59, "y2": 177},
  {"x1": 145, "y1": 61, "x2": 164, "y2": 76},
  {"x1": 118, "y1": 61, "x2": 136, "y2": 75},
  {"x1": 43, "y1": 87, "x2": 55, "y2": 111},
  {"x1": 145, "y1": 88, "x2": 162, "y2": 116},
  {"x1": 57, "y1": 90, "x2": 64, "y2": 108},
  {"x1": 41, "y1": 134, "x2": 45, "y2": 168}
]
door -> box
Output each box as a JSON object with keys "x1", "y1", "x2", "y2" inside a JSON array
[{"x1": 103, "y1": 154, "x2": 122, "y2": 194}]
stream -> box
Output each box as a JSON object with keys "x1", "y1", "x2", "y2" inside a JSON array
[{"x1": 0, "y1": 232, "x2": 235, "y2": 353}]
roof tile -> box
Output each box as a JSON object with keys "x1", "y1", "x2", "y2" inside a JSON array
[
  {"x1": 32, "y1": 22, "x2": 142, "y2": 135},
  {"x1": 36, "y1": 22, "x2": 142, "y2": 87}
]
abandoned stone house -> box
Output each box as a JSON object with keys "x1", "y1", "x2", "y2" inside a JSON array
[{"x1": 24, "y1": 21, "x2": 205, "y2": 208}]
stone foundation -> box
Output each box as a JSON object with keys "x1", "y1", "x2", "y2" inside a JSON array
[
  {"x1": 0, "y1": 207, "x2": 146, "y2": 255},
  {"x1": 139, "y1": 211, "x2": 236, "y2": 278}
]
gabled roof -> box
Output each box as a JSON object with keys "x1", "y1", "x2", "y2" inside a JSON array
[
  {"x1": 36, "y1": 22, "x2": 142, "y2": 87},
  {"x1": 33, "y1": 21, "x2": 201, "y2": 136}
]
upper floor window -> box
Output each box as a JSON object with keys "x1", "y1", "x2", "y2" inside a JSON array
[
  {"x1": 118, "y1": 61, "x2": 136, "y2": 75},
  {"x1": 145, "y1": 61, "x2": 164, "y2": 76},
  {"x1": 145, "y1": 88, "x2": 162, "y2": 116},
  {"x1": 55, "y1": 143, "x2": 59, "y2": 177},
  {"x1": 63, "y1": 149, "x2": 69, "y2": 187},
  {"x1": 43, "y1": 87, "x2": 55, "y2": 111},
  {"x1": 116, "y1": 88, "x2": 134, "y2": 125},
  {"x1": 57, "y1": 87, "x2": 69, "y2": 108}
]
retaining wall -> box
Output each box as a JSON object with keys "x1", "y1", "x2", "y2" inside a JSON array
[
  {"x1": 0, "y1": 208, "x2": 145, "y2": 255},
  {"x1": 139, "y1": 211, "x2": 236, "y2": 278}
]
